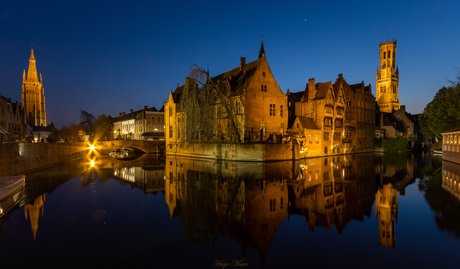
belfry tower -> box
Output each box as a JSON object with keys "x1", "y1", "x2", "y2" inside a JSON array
[
  {"x1": 376, "y1": 40, "x2": 400, "y2": 113},
  {"x1": 22, "y1": 48, "x2": 46, "y2": 126}
]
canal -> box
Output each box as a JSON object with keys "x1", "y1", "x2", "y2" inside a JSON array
[{"x1": 0, "y1": 152, "x2": 458, "y2": 268}]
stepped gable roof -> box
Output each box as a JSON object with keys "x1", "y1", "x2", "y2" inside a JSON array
[
  {"x1": 212, "y1": 58, "x2": 263, "y2": 97},
  {"x1": 314, "y1": 81, "x2": 333, "y2": 100},
  {"x1": 299, "y1": 116, "x2": 319, "y2": 129}
]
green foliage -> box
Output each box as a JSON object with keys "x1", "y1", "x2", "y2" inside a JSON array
[
  {"x1": 381, "y1": 137, "x2": 408, "y2": 152},
  {"x1": 419, "y1": 82, "x2": 460, "y2": 139}
]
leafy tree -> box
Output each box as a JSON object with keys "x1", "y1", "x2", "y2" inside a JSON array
[
  {"x1": 419, "y1": 82, "x2": 460, "y2": 140},
  {"x1": 93, "y1": 114, "x2": 113, "y2": 141}
]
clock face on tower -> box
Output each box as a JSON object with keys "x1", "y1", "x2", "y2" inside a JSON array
[{"x1": 382, "y1": 63, "x2": 386, "y2": 69}]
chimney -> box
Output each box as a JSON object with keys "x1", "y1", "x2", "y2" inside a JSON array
[
  {"x1": 123, "y1": 112, "x2": 126, "y2": 116},
  {"x1": 130, "y1": 109, "x2": 133, "y2": 113},
  {"x1": 400, "y1": 105, "x2": 405, "y2": 112},
  {"x1": 119, "y1": 112, "x2": 122, "y2": 117},
  {"x1": 144, "y1": 106, "x2": 148, "y2": 110},
  {"x1": 338, "y1": 73, "x2": 343, "y2": 79},
  {"x1": 240, "y1": 57, "x2": 246, "y2": 70},
  {"x1": 380, "y1": 113, "x2": 383, "y2": 129},
  {"x1": 308, "y1": 78, "x2": 316, "y2": 100}
]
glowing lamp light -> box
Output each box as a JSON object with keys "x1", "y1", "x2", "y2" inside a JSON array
[
  {"x1": 90, "y1": 160, "x2": 95, "y2": 167},
  {"x1": 90, "y1": 145, "x2": 95, "y2": 151}
]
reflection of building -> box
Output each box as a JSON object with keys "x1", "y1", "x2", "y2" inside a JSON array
[
  {"x1": 376, "y1": 40, "x2": 400, "y2": 113},
  {"x1": 113, "y1": 166, "x2": 165, "y2": 194},
  {"x1": 375, "y1": 184, "x2": 398, "y2": 248},
  {"x1": 442, "y1": 161, "x2": 460, "y2": 199},
  {"x1": 24, "y1": 194, "x2": 45, "y2": 240},
  {"x1": 289, "y1": 154, "x2": 375, "y2": 233},
  {"x1": 165, "y1": 157, "x2": 289, "y2": 265},
  {"x1": 22, "y1": 48, "x2": 46, "y2": 127}
]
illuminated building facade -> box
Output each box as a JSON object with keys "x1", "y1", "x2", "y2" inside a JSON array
[
  {"x1": 376, "y1": 40, "x2": 400, "y2": 113},
  {"x1": 22, "y1": 48, "x2": 46, "y2": 127}
]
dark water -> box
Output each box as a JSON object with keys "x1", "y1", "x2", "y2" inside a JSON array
[{"x1": 0, "y1": 152, "x2": 459, "y2": 268}]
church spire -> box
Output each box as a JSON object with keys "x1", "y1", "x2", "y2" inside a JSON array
[
  {"x1": 27, "y1": 47, "x2": 38, "y2": 81},
  {"x1": 258, "y1": 30, "x2": 265, "y2": 59}
]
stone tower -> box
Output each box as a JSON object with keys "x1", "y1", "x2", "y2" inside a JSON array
[
  {"x1": 22, "y1": 48, "x2": 46, "y2": 126},
  {"x1": 376, "y1": 40, "x2": 400, "y2": 113}
]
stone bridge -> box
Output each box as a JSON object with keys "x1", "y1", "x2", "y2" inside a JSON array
[{"x1": 96, "y1": 140, "x2": 165, "y2": 155}]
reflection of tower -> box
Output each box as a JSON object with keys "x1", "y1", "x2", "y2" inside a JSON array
[
  {"x1": 376, "y1": 40, "x2": 400, "y2": 113},
  {"x1": 24, "y1": 194, "x2": 46, "y2": 240},
  {"x1": 375, "y1": 184, "x2": 398, "y2": 247},
  {"x1": 22, "y1": 48, "x2": 47, "y2": 127}
]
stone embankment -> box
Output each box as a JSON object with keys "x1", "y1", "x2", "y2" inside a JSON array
[{"x1": 0, "y1": 142, "x2": 87, "y2": 177}]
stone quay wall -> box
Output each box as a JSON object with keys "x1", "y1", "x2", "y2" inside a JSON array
[
  {"x1": 166, "y1": 139, "x2": 300, "y2": 161},
  {"x1": 0, "y1": 142, "x2": 87, "y2": 177}
]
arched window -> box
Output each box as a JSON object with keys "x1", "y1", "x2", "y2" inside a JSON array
[
  {"x1": 383, "y1": 52, "x2": 386, "y2": 59},
  {"x1": 388, "y1": 50, "x2": 391, "y2": 58},
  {"x1": 324, "y1": 147, "x2": 328, "y2": 154},
  {"x1": 157, "y1": 116, "x2": 162, "y2": 123}
]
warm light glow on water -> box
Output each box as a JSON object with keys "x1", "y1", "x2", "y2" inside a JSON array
[{"x1": 0, "y1": 153, "x2": 459, "y2": 268}]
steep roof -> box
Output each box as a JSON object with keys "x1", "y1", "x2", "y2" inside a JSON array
[
  {"x1": 211, "y1": 57, "x2": 263, "y2": 97},
  {"x1": 314, "y1": 82, "x2": 333, "y2": 100},
  {"x1": 298, "y1": 116, "x2": 319, "y2": 129}
]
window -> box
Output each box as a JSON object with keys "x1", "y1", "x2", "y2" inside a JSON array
[
  {"x1": 393, "y1": 86, "x2": 396, "y2": 93},
  {"x1": 335, "y1": 119, "x2": 343, "y2": 129},
  {"x1": 388, "y1": 50, "x2": 391, "y2": 58},
  {"x1": 289, "y1": 102, "x2": 291, "y2": 107},
  {"x1": 157, "y1": 116, "x2": 162, "y2": 123},
  {"x1": 383, "y1": 51, "x2": 386, "y2": 59},
  {"x1": 262, "y1": 72, "x2": 266, "y2": 78},
  {"x1": 296, "y1": 123, "x2": 299, "y2": 128},
  {"x1": 280, "y1": 105, "x2": 283, "y2": 117},
  {"x1": 260, "y1": 122, "x2": 266, "y2": 137},
  {"x1": 337, "y1": 107, "x2": 344, "y2": 115},
  {"x1": 169, "y1": 125, "x2": 173, "y2": 138},
  {"x1": 325, "y1": 106, "x2": 333, "y2": 114},
  {"x1": 339, "y1": 96, "x2": 343, "y2": 103},
  {"x1": 324, "y1": 118, "x2": 332, "y2": 128},
  {"x1": 169, "y1": 107, "x2": 172, "y2": 117},
  {"x1": 236, "y1": 101, "x2": 243, "y2": 114},
  {"x1": 270, "y1": 199, "x2": 276, "y2": 211},
  {"x1": 324, "y1": 131, "x2": 329, "y2": 141},
  {"x1": 406, "y1": 124, "x2": 411, "y2": 129},
  {"x1": 309, "y1": 134, "x2": 312, "y2": 142},
  {"x1": 270, "y1": 104, "x2": 275, "y2": 116},
  {"x1": 346, "y1": 100, "x2": 351, "y2": 107},
  {"x1": 261, "y1": 84, "x2": 267, "y2": 92},
  {"x1": 334, "y1": 132, "x2": 341, "y2": 140},
  {"x1": 280, "y1": 197, "x2": 283, "y2": 210},
  {"x1": 346, "y1": 130, "x2": 352, "y2": 138}
]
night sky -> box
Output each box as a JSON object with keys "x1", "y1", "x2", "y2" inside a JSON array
[{"x1": 1, "y1": 0, "x2": 459, "y2": 128}]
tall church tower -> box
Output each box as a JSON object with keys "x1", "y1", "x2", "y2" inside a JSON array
[
  {"x1": 22, "y1": 48, "x2": 46, "y2": 126},
  {"x1": 376, "y1": 40, "x2": 400, "y2": 113}
]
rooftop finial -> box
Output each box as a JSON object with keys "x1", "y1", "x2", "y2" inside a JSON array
[
  {"x1": 259, "y1": 30, "x2": 265, "y2": 59},
  {"x1": 261, "y1": 28, "x2": 264, "y2": 40}
]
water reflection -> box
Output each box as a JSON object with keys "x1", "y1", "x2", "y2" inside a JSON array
[
  {"x1": 24, "y1": 194, "x2": 45, "y2": 240},
  {"x1": 376, "y1": 184, "x2": 397, "y2": 247},
  {"x1": 2, "y1": 152, "x2": 454, "y2": 268}
]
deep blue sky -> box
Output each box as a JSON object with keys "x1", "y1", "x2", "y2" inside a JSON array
[{"x1": 1, "y1": 0, "x2": 459, "y2": 128}]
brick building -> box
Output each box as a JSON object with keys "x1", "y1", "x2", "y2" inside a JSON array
[{"x1": 165, "y1": 40, "x2": 288, "y2": 149}]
